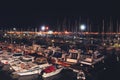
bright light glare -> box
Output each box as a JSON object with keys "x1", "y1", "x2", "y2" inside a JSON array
[
  {"x1": 46, "y1": 27, "x2": 49, "y2": 30},
  {"x1": 48, "y1": 30, "x2": 53, "y2": 34},
  {"x1": 41, "y1": 26, "x2": 45, "y2": 31},
  {"x1": 23, "y1": 34, "x2": 26, "y2": 36},
  {"x1": 4, "y1": 33, "x2": 7, "y2": 36},
  {"x1": 64, "y1": 31, "x2": 68, "y2": 34},
  {"x1": 80, "y1": 25, "x2": 86, "y2": 31},
  {"x1": 13, "y1": 28, "x2": 16, "y2": 31}
]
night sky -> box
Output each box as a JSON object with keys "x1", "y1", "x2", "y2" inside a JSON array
[{"x1": 0, "y1": 1, "x2": 119, "y2": 32}]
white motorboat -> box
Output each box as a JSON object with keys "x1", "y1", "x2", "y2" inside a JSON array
[
  {"x1": 12, "y1": 52, "x2": 23, "y2": 59},
  {"x1": 80, "y1": 56, "x2": 104, "y2": 66},
  {"x1": 41, "y1": 65, "x2": 63, "y2": 78},
  {"x1": 80, "y1": 50, "x2": 104, "y2": 66},
  {"x1": 12, "y1": 65, "x2": 41, "y2": 76},
  {"x1": 10, "y1": 55, "x2": 51, "y2": 76},
  {"x1": 20, "y1": 55, "x2": 34, "y2": 62},
  {"x1": 11, "y1": 62, "x2": 51, "y2": 76}
]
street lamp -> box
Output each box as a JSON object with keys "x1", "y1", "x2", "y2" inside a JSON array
[
  {"x1": 80, "y1": 24, "x2": 86, "y2": 31},
  {"x1": 46, "y1": 27, "x2": 49, "y2": 30},
  {"x1": 4, "y1": 33, "x2": 7, "y2": 36},
  {"x1": 13, "y1": 28, "x2": 16, "y2": 31},
  {"x1": 80, "y1": 24, "x2": 86, "y2": 38},
  {"x1": 41, "y1": 26, "x2": 45, "y2": 31},
  {"x1": 48, "y1": 30, "x2": 53, "y2": 34}
]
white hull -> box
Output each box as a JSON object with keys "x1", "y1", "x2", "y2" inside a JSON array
[
  {"x1": 13, "y1": 68, "x2": 41, "y2": 76},
  {"x1": 12, "y1": 63, "x2": 51, "y2": 76},
  {"x1": 80, "y1": 56, "x2": 104, "y2": 65},
  {"x1": 42, "y1": 68, "x2": 63, "y2": 78}
]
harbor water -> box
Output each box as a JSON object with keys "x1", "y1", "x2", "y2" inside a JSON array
[{"x1": 0, "y1": 61, "x2": 120, "y2": 80}]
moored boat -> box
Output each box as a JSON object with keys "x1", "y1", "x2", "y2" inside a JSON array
[{"x1": 41, "y1": 65, "x2": 63, "y2": 78}]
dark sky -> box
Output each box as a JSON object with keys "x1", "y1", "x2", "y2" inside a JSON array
[{"x1": 0, "y1": 1, "x2": 119, "y2": 31}]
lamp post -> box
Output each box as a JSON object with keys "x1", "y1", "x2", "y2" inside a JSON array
[
  {"x1": 80, "y1": 24, "x2": 86, "y2": 31},
  {"x1": 79, "y1": 24, "x2": 86, "y2": 37},
  {"x1": 41, "y1": 26, "x2": 45, "y2": 31}
]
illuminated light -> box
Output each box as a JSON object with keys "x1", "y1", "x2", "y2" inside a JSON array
[
  {"x1": 80, "y1": 24, "x2": 86, "y2": 31},
  {"x1": 4, "y1": 33, "x2": 7, "y2": 36},
  {"x1": 48, "y1": 30, "x2": 53, "y2": 34},
  {"x1": 37, "y1": 32, "x2": 42, "y2": 35},
  {"x1": 85, "y1": 32, "x2": 89, "y2": 34},
  {"x1": 13, "y1": 28, "x2": 16, "y2": 31},
  {"x1": 23, "y1": 34, "x2": 26, "y2": 36},
  {"x1": 54, "y1": 31, "x2": 58, "y2": 34},
  {"x1": 52, "y1": 39, "x2": 55, "y2": 42},
  {"x1": 8, "y1": 31, "x2": 14, "y2": 34},
  {"x1": 16, "y1": 32, "x2": 21, "y2": 34},
  {"x1": 64, "y1": 31, "x2": 68, "y2": 34},
  {"x1": 46, "y1": 27, "x2": 49, "y2": 30},
  {"x1": 27, "y1": 34, "x2": 30, "y2": 36},
  {"x1": 41, "y1": 26, "x2": 45, "y2": 31}
]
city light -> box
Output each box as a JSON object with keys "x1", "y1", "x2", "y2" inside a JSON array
[
  {"x1": 4, "y1": 33, "x2": 7, "y2": 36},
  {"x1": 80, "y1": 24, "x2": 86, "y2": 31},
  {"x1": 64, "y1": 31, "x2": 69, "y2": 34},
  {"x1": 46, "y1": 26, "x2": 49, "y2": 30},
  {"x1": 41, "y1": 26, "x2": 45, "y2": 31},
  {"x1": 13, "y1": 28, "x2": 16, "y2": 31},
  {"x1": 48, "y1": 30, "x2": 53, "y2": 34}
]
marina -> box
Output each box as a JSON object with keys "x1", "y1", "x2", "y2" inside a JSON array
[
  {"x1": 0, "y1": 33, "x2": 120, "y2": 80},
  {"x1": 0, "y1": 1, "x2": 119, "y2": 80}
]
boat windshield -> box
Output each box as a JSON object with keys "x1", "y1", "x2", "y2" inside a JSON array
[
  {"x1": 53, "y1": 52, "x2": 62, "y2": 58},
  {"x1": 13, "y1": 53, "x2": 22, "y2": 56}
]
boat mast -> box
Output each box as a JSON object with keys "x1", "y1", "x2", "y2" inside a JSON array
[
  {"x1": 75, "y1": 19, "x2": 77, "y2": 33},
  {"x1": 110, "y1": 17, "x2": 112, "y2": 39},
  {"x1": 119, "y1": 23, "x2": 120, "y2": 34},
  {"x1": 117, "y1": 19, "x2": 119, "y2": 34},
  {"x1": 87, "y1": 17, "x2": 89, "y2": 39},
  {"x1": 62, "y1": 17, "x2": 66, "y2": 31},
  {"x1": 89, "y1": 23, "x2": 91, "y2": 34},
  {"x1": 102, "y1": 19, "x2": 105, "y2": 41},
  {"x1": 68, "y1": 19, "x2": 71, "y2": 32},
  {"x1": 78, "y1": 16, "x2": 81, "y2": 32},
  {"x1": 87, "y1": 17, "x2": 89, "y2": 32},
  {"x1": 57, "y1": 19, "x2": 60, "y2": 32}
]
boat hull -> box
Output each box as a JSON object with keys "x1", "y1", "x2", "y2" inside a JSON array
[{"x1": 42, "y1": 68, "x2": 63, "y2": 78}]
